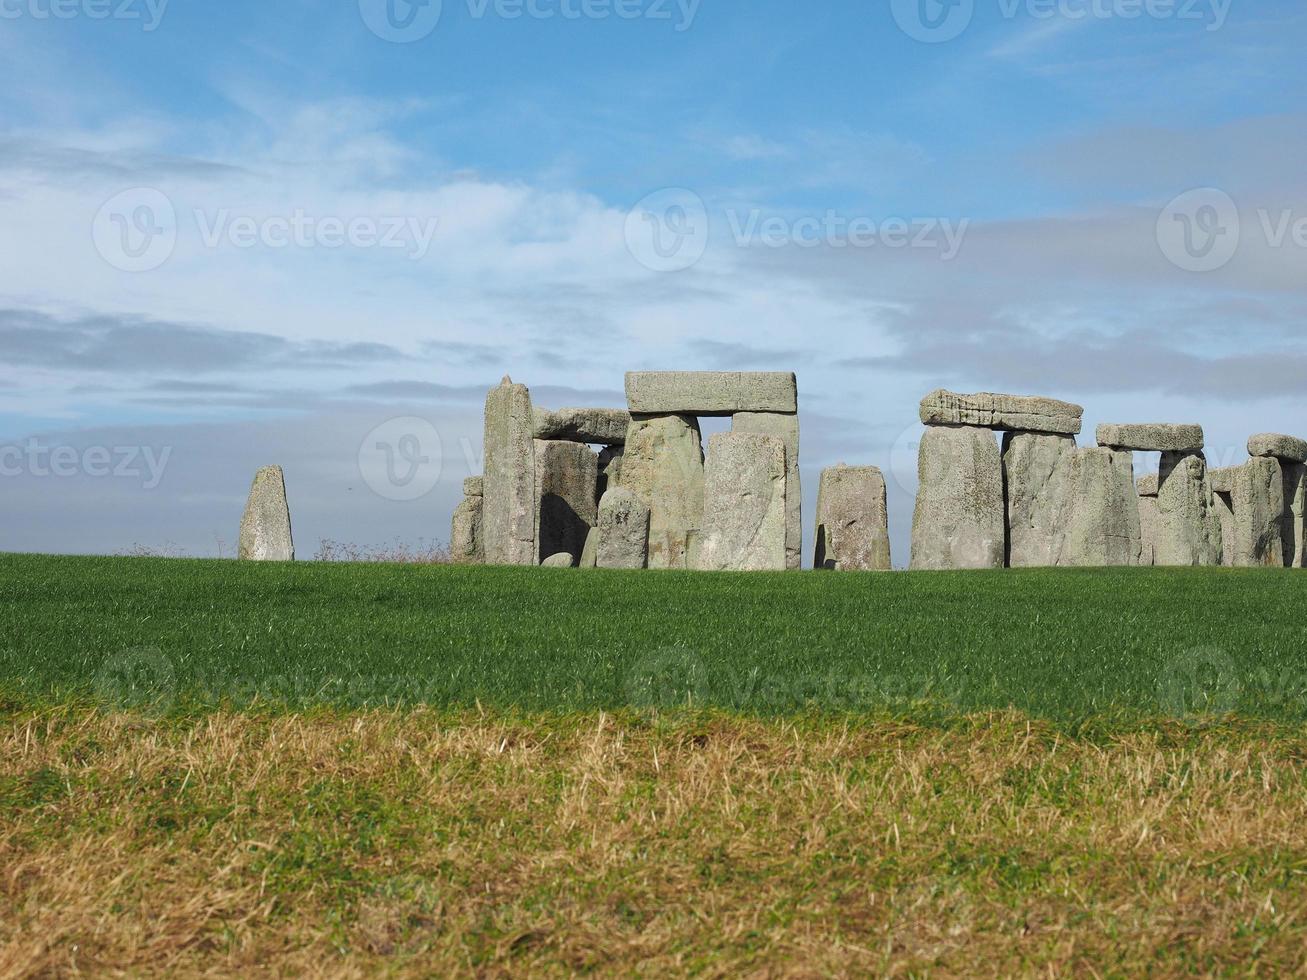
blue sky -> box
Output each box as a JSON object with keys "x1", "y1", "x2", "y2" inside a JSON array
[{"x1": 1, "y1": 0, "x2": 1306, "y2": 562}]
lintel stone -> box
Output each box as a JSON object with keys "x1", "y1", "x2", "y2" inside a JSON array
[
  {"x1": 1248, "y1": 433, "x2": 1307, "y2": 464},
  {"x1": 919, "y1": 389, "x2": 1082, "y2": 434},
  {"x1": 1096, "y1": 423, "x2": 1203, "y2": 452},
  {"x1": 532, "y1": 407, "x2": 631, "y2": 445},
  {"x1": 625, "y1": 371, "x2": 797, "y2": 416}
]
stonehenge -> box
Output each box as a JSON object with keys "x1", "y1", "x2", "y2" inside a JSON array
[
  {"x1": 453, "y1": 375, "x2": 1307, "y2": 575},
  {"x1": 239, "y1": 466, "x2": 294, "y2": 561}
]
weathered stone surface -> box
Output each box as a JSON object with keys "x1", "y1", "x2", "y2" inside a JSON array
[
  {"x1": 1249, "y1": 433, "x2": 1307, "y2": 464},
  {"x1": 625, "y1": 372, "x2": 797, "y2": 416},
  {"x1": 697, "y1": 433, "x2": 787, "y2": 571},
  {"x1": 482, "y1": 377, "x2": 536, "y2": 566},
  {"x1": 910, "y1": 426, "x2": 1005, "y2": 570},
  {"x1": 532, "y1": 407, "x2": 631, "y2": 445},
  {"x1": 464, "y1": 477, "x2": 483, "y2": 497},
  {"x1": 919, "y1": 390, "x2": 1083, "y2": 435},
  {"x1": 1138, "y1": 494, "x2": 1159, "y2": 566},
  {"x1": 579, "y1": 527, "x2": 598, "y2": 568},
  {"x1": 1053, "y1": 448, "x2": 1141, "y2": 567},
  {"x1": 1213, "y1": 490, "x2": 1236, "y2": 568},
  {"x1": 1228, "y1": 457, "x2": 1284, "y2": 568},
  {"x1": 621, "y1": 414, "x2": 705, "y2": 569},
  {"x1": 533, "y1": 440, "x2": 599, "y2": 566},
  {"x1": 450, "y1": 492, "x2": 483, "y2": 564},
  {"x1": 596, "y1": 487, "x2": 650, "y2": 570},
  {"x1": 541, "y1": 552, "x2": 575, "y2": 568},
  {"x1": 1209, "y1": 466, "x2": 1238, "y2": 494},
  {"x1": 1281, "y1": 462, "x2": 1307, "y2": 568},
  {"x1": 813, "y1": 465, "x2": 891, "y2": 571},
  {"x1": 597, "y1": 446, "x2": 624, "y2": 501},
  {"x1": 733, "y1": 412, "x2": 802, "y2": 570},
  {"x1": 1137, "y1": 473, "x2": 1159, "y2": 497},
  {"x1": 1097, "y1": 423, "x2": 1204, "y2": 452},
  {"x1": 1001, "y1": 432, "x2": 1076, "y2": 567},
  {"x1": 239, "y1": 466, "x2": 294, "y2": 561},
  {"x1": 1155, "y1": 452, "x2": 1222, "y2": 566}
]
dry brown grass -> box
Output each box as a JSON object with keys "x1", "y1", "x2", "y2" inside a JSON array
[{"x1": 2, "y1": 707, "x2": 1307, "y2": 977}]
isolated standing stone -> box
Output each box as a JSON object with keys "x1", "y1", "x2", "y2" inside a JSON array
[
  {"x1": 482, "y1": 377, "x2": 536, "y2": 566},
  {"x1": 239, "y1": 466, "x2": 294, "y2": 561},
  {"x1": 596, "y1": 487, "x2": 650, "y2": 570},
  {"x1": 450, "y1": 481, "x2": 484, "y2": 564},
  {"x1": 1053, "y1": 447, "x2": 1140, "y2": 567},
  {"x1": 1001, "y1": 432, "x2": 1076, "y2": 567},
  {"x1": 1228, "y1": 457, "x2": 1284, "y2": 568},
  {"x1": 698, "y1": 432, "x2": 787, "y2": 571},
  {"x1": 1155, "y1": 452, "x2": 1222, "y2": 566},
  {"x1": 910, "y1": 426, "x2": 1005, "y2": 571},
  {"x1": 534, "y1": 440, "x2": 599, "y2": 565},
  {"x1": 920, "y1": 390, "x2": 1083, "y2": 435},
  {"x1": 621, "y1": 414, "x2": 705, "y2": 569},
  {"x1": 813, "y1": 465, "x2": 891, "y2": 571},
  {"x1": 1097, "y1": 424, "x2": 1204, "y2": 453},
  {"x1": 733, "y1": 411, "x2": 802, "y2": 570},
  {"x1": 625, "y1": 371, "x2": 798, "y2": 416},
  {"x1": 532, "y1": 407, "x2": 631, "y2": 445}
]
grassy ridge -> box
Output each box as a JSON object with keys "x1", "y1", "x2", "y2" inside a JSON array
[{"x1": 2, "y1": 553, "x2": 1306, "y2": 723}]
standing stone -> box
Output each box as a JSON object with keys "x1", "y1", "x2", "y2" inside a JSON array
[
  {"x1": 1155, "y1": 452, "x2": 1222, "y2": 566},
  {"x1": 534, "y1": 440, "x2": 599, "y2": 565},
  {"x1": 1281, "y1": 463, "x2": 1307, "y2": 568},
  {"x1": 909, "y1": 426, "x2": 1004, "y2": 571},
  {"x1": 1212, "y1": 490, "x2": 1236, "y2": 568},
  {"x1": 733, "y1": 412, "x2": 802, "y2": 570},
  {"x1": 450, "y1": 478, "x2": 484, "y2": 564},
  {"x1": 579, "y1": 527, "x2": 598, "y2": 569},
  {"x1": 238, "y1": 466, "x2": 294, "y2": 561},
  {"x1": 482, "y1": 377, "x2": 536, "y2": 566},
  {"x1": 698, "y1": 432, "x2": 787, "y2": 572},
  {"x1": 1228, "y1": 457, "x2": 1284, "y2": 568},
  {"x1": 814, "y1": 465, "x2": 891, "y2": 571},
  {"x1": 596, "y1": 487, "x2": 651, "y2": 570},
  {"x1": 1053, "y1": 447, "x2": 1141, "y2": 567},
  {"x1": 1001, "y1": 432, "x2": 1076, "y2": 567},
  {"x1": 597, "y1": 446, "x2": 624, "y2": 502},
  {"x1": 1138, "y1": 495, "x2": 1159, "y2": 567},
  {"x1": 621, "y1": 414, "x2": 705, "y2": 570}
]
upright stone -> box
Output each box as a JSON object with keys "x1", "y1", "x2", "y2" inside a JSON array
[
  {"x1": 1053, "y1": 448, "x2": 1140, "y2": 567},
  {"x1": 238, "y1": 465, "x2": 294, "y2": 561},
  {"x1": 622, "y1": 414, "x2": 705, "y2": 569},
  {"x1": 1155, "y1": 452, "x2": 1222, "y2": 566},
  {"x1": 450, "y1": 477, "x2": 484, "y2": 564},
  {"x1": 482, "y1": 377, "x2": 536, "y2": 566},
  {"x1": 813, "y1": 465, "x2": 891, "y2": 571},
  {"x1": 534, "y1": 440, "x2": 599, "y2": 565},
  {"x1": 1001, "y1": 432, "x2": 1076, "y2": 567},
  {"x1": 1281, "y1": 463, "x2": 1307, "y2": 568},
  {"x1": 1228, "y1": 457, "x2": 1284, "y2": 568},
  {"x1": 579, "y1": 527, "x2": 599, "y2": 569},
  {"x1": 597, "y1": 446, "x2": 624, "y2": 501},
  {"x1": 910, "y1": 426, "x2": 1004, "y2": 571},
  {"x1": 596, "y1": 487, "x2": 651, "y2": 570},
  {"x1": 1138, "y1": 495, "x2": 1159, "y2": 567},
  {"x1": 698, "y1": 432, "x2": 787, "y2": 571},
  {"x1": 1212, "y1": 489, "x2": 1236, "y2": 568},
  {"x1": 733, "y1": 412, "x2": 802, "y2": 570}
]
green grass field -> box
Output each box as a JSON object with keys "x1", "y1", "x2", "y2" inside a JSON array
[
  {"x1": 1, "y1": 552, "x2": 1305, "y2": 724},
  {"x1": 5, "y1": 553, "x2": 1307, "y2": 975}
]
